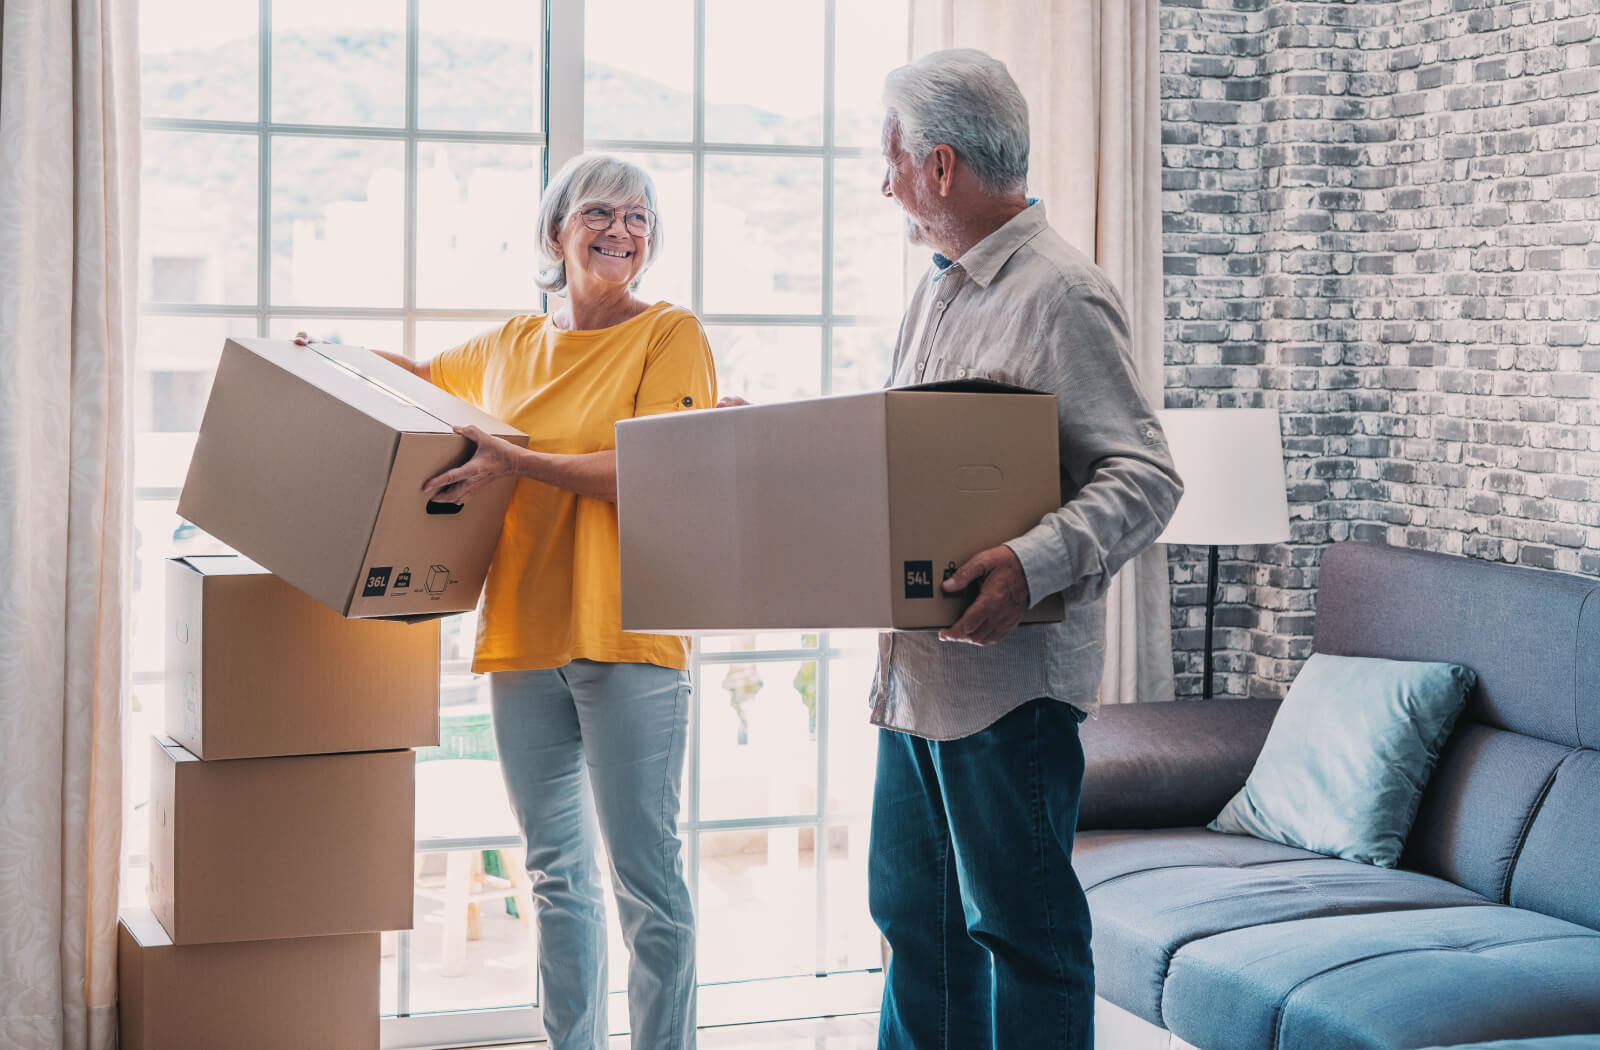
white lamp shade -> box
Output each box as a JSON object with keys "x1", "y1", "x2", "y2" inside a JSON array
[{"x1": 1155, "y1": 408, "x2": 1291, "y2": 546}]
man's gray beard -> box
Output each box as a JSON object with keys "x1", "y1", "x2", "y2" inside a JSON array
[{"x1": 903, "y1": 213, "x2": 926, "y2": 246}]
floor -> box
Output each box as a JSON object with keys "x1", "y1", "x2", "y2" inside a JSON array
[{"x1": 498, "y1": 1014, "x2": 879, "y2": 1049}]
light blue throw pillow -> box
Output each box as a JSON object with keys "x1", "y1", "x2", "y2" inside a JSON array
[{"x1": 1209, "y1": 652, "x2": 1476, "y2": 868}]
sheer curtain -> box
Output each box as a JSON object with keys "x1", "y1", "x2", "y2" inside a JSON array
[
  {"x1": 909, "y1": 0, "x2": 1171, "y2": 705},
  {"x1": 0, "y1": 0, "x2": 139, "y2": 1047}
]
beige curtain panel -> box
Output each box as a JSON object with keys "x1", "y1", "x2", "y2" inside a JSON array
[
  {"x1": 0, "y1": 0, "x2": 139, "y2": 1047},
  {"x1": 908, "y1": 0, "x2": 1170, "y2": 705}
]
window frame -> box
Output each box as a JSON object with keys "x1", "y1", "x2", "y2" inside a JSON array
[{"x1": 134, "y1": 0, "x2": 902, "y2": 1044}]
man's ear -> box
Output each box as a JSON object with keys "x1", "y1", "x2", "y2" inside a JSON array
[{"x1": 931, "y1": 144, "x2": 957, "y2": 197}]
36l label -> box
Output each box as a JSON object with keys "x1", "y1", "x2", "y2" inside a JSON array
[{"x1": 362, "y1": 567, "x2": 393, "y2": 597}]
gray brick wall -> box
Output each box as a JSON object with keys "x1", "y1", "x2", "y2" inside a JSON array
[{"x1": 1161, "y1": 0, "x2": 1600, "y2": 699}]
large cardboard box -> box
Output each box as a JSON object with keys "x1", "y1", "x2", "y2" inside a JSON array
[
  {"x1": 178, "y1": 337, "x2": 528, "y2": 620},
  {"x1": 616, "y1": 381, "x2": 1067, "y2": 632},
  {"x1": 148, "y1": 737, "x2": 415, "y2": 945},
  {"x1": 118, "y1": 907, "x2": 379, "y2": 1050},
  {"x1": 166, "y1": 553, "x2": 441, "y2": 760}
]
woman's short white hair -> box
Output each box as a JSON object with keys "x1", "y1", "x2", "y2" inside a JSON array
[
  {"x1": 535, "y1": 154, "x2": 662, "y2": 294},
  {"x1": 883, "y1": 48, "x2": 1030, "y2": 196}
]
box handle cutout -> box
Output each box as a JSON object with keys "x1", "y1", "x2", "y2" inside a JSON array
[{"x1": 955, "y1": 464, "x2": 1004, "y2": 492}]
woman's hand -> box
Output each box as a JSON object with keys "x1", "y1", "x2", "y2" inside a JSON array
[{"x1": 423, "y1": 425, "x2": 526, "y2": 504}]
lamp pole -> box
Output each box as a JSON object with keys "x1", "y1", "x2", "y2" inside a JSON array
[{"x1": 1203, "y1": 543, "x2": 1219, "y2": 699}]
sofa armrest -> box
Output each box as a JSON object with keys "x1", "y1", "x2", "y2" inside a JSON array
[{"x1": 1077, "y1": 698, "x2": 1280, "y2": 831}]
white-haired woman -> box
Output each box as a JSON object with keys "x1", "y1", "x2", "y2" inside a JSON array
[{"x1": 301, "y1": 153, "x2": 711, "y2": 1049}]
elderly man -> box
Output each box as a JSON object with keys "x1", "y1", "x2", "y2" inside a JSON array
[{"x1": 868, "y1": 49, "x2": 1183, "y2": 1050}]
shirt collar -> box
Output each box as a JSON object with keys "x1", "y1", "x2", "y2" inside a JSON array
[{"x1": 930, "y1": 198, "x2": 1047, "y2": 288}]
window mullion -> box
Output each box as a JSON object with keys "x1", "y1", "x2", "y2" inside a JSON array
[{"x1": 546, "y1": 0, "x2": 585, "y2": 173}]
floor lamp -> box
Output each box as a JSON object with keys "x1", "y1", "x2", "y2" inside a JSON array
[{"x1": 1155, "y1": 409, "x2": 1291, "y2": 699}]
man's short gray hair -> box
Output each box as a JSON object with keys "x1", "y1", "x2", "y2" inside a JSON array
[
  {"x1": 883, "y1": 48, "x2": 1030, "y2": 196},
  {"x1": 535, "y1": 154, "x2": 662, "y2": 294}
]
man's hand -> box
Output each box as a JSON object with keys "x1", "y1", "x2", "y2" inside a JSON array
[
  {"x1": 422, "y1": 424, "x2": 524, "y2": 504},
  {"x1": 938, "y1": 545, "x2": 1031, "y2": 646}
]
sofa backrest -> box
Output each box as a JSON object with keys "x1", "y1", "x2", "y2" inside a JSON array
[{"x1": 1312, "y1": 542, "x2": 1600, "y2": 930}]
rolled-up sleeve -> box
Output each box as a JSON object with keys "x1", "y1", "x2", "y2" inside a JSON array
[{"x1": 1003, "y1": 281, "x2": 1184, "y2": 607}]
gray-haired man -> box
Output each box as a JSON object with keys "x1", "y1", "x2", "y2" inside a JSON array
[{"x1": 868, "y1": 49, "x2": 1182, "y2": 1050}]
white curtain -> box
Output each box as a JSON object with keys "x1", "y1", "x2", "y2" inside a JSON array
[
  {"x1": 0, "y1": 0, "x2": 138, "y2": 1046},
  {"x1": 910, "y1": 0, "x2": 1172, "y2": 704}
]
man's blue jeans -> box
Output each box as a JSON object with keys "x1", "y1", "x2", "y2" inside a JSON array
[{"x1": 869, "y1": 697, "x2": 1093, "y2": 1050}]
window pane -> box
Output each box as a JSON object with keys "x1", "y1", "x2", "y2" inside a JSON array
[
  {"x1": 823, "y1": 823, "x2": 879, "y2": 971},
  {"x1": 704, "y1": 156, "x2": 822, "y2": 315},
  {"x1": 832, "y1": 156, "x2": 905, "y2": 318},
  {"x1": 701, "y1": 633, "x2": 817, "y2": 654},
  {"x1": 704, "y1": 0, "x2": 823, "y2": 145},
  {"x1": 416, "y1": 319, "x2": 518, "y2": 360},
  {"x1": 415, "y1": 143, "x2": 543, "y2": 309},
  {"x1": 271, "y1": 136, "x2": 405, "y2": 307},
  {"x1": 140, "y1": 0, "x2": 258, "y2": 122},
  {"x1": 705, "y1": 326, "x2": 821, "y2": 404},
  {"x1": 835, "y1": 0, "x2": 909, "y2": 148},
  {"x1": 699, "y1": 659, "x2": 819, "y2": 822},
  {"x1": 141, "y1": 132, "x2": 258, "y2": 306},
  {"x1": 267, "y1": 318, "x2": 405, "y2": 353},
  {"x1": 412, "y1": 759, "x2": 538, "y2": 1011},
  {"x1": 271, "y1": 0, "x2": 406, "y2": 128},
  {"x1": 419, "y1": 0, "x2": 542, "y2": 133},
  {"x1": 825, "y1": 653, "x2": 879, "y2": 814},
  {"x1": 585, "y1": 0, "x2": 692, "y2": 141},
  {"x1": 606, "y1": 151, "x2": 693, "y2": 308},
  {"x1": 135, "y1": 316, "x2": 256, "y2": 496},
  {"x1": 830, "y1": 326, "x2": 895, "y2": 395},
  {"x1": 698, "y1": 828, "x2": 819, "y2": 983}
]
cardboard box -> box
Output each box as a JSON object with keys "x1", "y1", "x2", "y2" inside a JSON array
[
  {"x1": 118, "y1": 907, "x2": 379, "y2": 1050},
  {"x1": 616, "y1": 381, "x2": 1067, "y2": 632},
  {"x1": 178, "y1": 337, "x2": 528, "y2": 620},
  {"x1": 148, "y1": 737, "x2": 415, "y2": 945},
  {"x1": 166, "y1": 554, "x2": 440, "y2": 760}
]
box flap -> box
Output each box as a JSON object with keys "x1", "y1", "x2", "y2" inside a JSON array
[
  {"x1": 120, "y1": 907, "x2": 174, "y2": 949},
  {"x1": 894, "y1": 378, "x2": 1049, "y2": 396},
  {"x1": 170, "y1": 553, "x2": 267, "y2": 577},
  {"x1": 308, "y1": 340, "x2": 526, "y2": 441},
  {"x1": 152, "y1": 734, "x2": 199, "y2": 765},
  {"x1": 226, "y1": 337, "x2": 447, "y2": 434}
]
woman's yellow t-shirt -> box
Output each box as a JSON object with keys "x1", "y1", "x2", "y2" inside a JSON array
[{"x1": 429, "y1": 301, "x2": 716, "y2": 674}]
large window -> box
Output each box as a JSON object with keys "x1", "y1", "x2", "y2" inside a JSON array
[{"x1": 132, "y1": 0, "x2": 909, "y2": 1046}]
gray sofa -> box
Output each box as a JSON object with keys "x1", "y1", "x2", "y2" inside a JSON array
[{"x1": 1076, "y1": 541, "x2": 1600, "y2": 1050}]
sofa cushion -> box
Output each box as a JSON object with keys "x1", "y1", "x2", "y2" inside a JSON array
[
  {"x1": 1210, "y1": 653, "x2": 1473, "y2": 867},
  {"x1": 1509, "y1": 748, "x2": 1600, "y2": 931},
  {"x1": 1162, "y1": 905, "x2": 1600, "y2": 1050},
  {"x1": 1312, "y1": 542, "x2": 1600, "y2": 750},
  {"x1": 1076, "y1": 828, "x2": 1488, "y2": 1026},
  {"x1": 1421, "y1": 1039, "x2": 1600, "y2": 1050},
  {"x1": 1400, "y1": 723, "x2": 1572, "y2": 901}
]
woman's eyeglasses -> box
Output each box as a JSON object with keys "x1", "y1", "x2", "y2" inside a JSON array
[{"x1": 576, "y1": 203, "x2": 655, "y2": 237}]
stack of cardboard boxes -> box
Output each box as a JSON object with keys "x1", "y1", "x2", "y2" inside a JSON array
[
  {"x1": 118, "y1": 338, "x2": 529, "y2": 1049},
  {"x1": 117, "y1": 556, "x2": 440, "y2": 1049}
]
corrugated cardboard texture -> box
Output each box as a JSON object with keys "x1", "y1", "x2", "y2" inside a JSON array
[
  {"x1": 166, "y1": 555, "x2": 440, "y2": 760},
  {"x1": 119, "y1": 908, "x2": 379, "y2": 1050},
  {"x1": 617, "y1": 394, "x2": 893, "y2": 631},
  {"x1": 148, "y1": 737, "x2": 414, "y2": 945},
  {"x1": 616, "y1": 385, "x2": 1065, "y2": 632},
  {"x1": 179, "y1": 337, "x2": 526, "y2": 619},
  {"x1": 885, "y1": 390, "x2": 1066, "y2": 627}
]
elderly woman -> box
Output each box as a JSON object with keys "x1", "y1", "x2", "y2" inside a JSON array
[{"x1": 301, "y1": 153, "x2": 712, "y2": 1050}]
